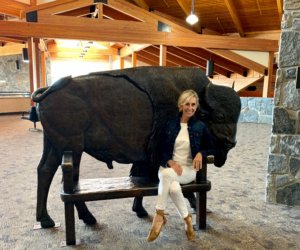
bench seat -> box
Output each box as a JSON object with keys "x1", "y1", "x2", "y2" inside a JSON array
[
  {"x1": 60, "y1": 151, "x2": 212, "y2": 245},
  {"x1": 61, "y1": 176, "x2": 211, "y2": 202}
]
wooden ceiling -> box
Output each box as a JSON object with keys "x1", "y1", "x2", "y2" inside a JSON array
[{"x1": 0, "y1": 0, "x2": 282, "y2": 97}]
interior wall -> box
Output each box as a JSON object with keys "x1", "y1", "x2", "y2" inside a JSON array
[
  {"x1": 266, "y1": 0, "x2": 300, "y2": 206},
  {"x1": 0, "y1": 54, "x2": 29, "y2": 93}
]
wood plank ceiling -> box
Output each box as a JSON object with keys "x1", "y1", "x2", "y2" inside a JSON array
[{"x1": 0, "y1": 0, "x2": 282, "y2": 97}]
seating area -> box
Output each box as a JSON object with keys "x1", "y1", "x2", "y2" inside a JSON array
[
  {"x1": 60, "y1": 151, "x2": 212, "y2": 245},
  {"x1": 21, "y1": 106, "x2": 41, "y2": 132}
]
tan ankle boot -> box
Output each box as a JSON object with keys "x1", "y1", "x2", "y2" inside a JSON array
[
  {"x1": 184, "y1": 214, "x2": 195, "y2": 241},
  {"x1": 147, "y1": 210, "x2": 167, "y2": 242}
]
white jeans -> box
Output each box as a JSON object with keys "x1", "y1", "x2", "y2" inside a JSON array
[{"x1": 155, "y1": 166, "x2": 196, "y2": 219}]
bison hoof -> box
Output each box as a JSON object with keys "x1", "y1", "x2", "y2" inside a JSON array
[
  {"x1": 79, "y1": 213, "x2": 97, "y2": 225},
  {"x1": 132, "y1": 204, "x2": 148, "y2": 218},
  {"x1": 40, "y1": 216, "x2": 55, "y2": 228},
  {"x1": 134, "y1": 208, "x2": 148, "y2": 218}
]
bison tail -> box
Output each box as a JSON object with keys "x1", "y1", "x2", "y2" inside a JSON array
[
  {"x1": 32, "y1": 76, "x2": 72, "y2": 103},
  {"x1": 31, "y1": 87, "x2": 49, "y2": 102}
]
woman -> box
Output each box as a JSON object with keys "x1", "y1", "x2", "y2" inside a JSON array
[{"x1": 147, "y1": 89, "x2": 215, "y2": 242}]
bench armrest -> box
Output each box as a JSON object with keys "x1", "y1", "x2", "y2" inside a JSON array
[
  {"x1": 62, "y1": 151, "x2": 74, "y2": 194},
  {"x1": 196, "y1": 155, "x2": 214, "y2": 184}
]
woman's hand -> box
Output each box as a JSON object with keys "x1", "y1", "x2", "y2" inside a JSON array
[
  {"x1": 193, "y1": 152, "x2": 203, "y2": 171},
  {"x1": 167, "y1": 160, "x2": 183, "y2": 176}
]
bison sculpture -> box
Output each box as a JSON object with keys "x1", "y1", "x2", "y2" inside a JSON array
[{"x1": 32, "y1": 66, "x2": 241, "y2": 228}]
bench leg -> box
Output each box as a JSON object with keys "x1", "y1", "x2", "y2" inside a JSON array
[
  {"x1": 64, "y1": 202, "x2": 76, "y2": 245},
  {"x1": 195, "y1": 191, "x2": 207, "y2": 230}
]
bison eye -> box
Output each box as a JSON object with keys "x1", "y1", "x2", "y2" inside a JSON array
[
  {"x1": 198, "y1": 110, "x2": 209, "y2": 119},
  {"x1": 215, "y1": 113, "x2": 224, "y2": 122}
]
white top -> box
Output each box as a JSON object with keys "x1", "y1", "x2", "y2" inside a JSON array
[{"x1": 172, "y1": 123, "x2": 193, "y2": 167}]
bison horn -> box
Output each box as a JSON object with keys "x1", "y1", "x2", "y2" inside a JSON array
[{"x1": 106, "y1": 161, "x2": 114, "y2": 169}]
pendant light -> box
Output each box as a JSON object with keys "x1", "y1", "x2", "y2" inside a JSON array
[
  {"x1": 206, "y1": 59, "x2": 214, "y2": 78},
  {"x1": 186, "y1": 0, "x2": 199, "y2": 25}
]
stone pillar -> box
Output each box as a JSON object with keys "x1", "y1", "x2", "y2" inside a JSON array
[{"x1": 267, "y1": 0, "x2": 300, "y2": 206}]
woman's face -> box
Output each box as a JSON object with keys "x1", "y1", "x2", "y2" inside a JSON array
[{"x1": 180, "y1": 96, "x2": 198, "y2": 121}]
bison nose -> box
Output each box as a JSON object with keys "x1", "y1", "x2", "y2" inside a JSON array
[{"x1": 224, "y1": 138, "x2": 236, "y2": 150}]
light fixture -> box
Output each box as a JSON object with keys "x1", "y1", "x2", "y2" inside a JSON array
[
  {"x1": 22, "y1": 48, "x2": 29, "y2": 62},
  {"x1": 186, "y1": 0, "x2": 199, "y2": 25},
  {"x1": 206, "y1": 59, "x2": 214, "y2": 78}
]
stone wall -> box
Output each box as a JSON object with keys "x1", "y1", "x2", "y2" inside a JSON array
[
  {"x1": 0, "y1": 54, "x2": 30, "y2": 93},
  {"x1": 267, "y1": 0, "x2": 300, "y2": 206},
  {"x1": 239, "y1": 97, "x2": 273, "y2": 124},
  {"x1": 0, "y1": 53, "x2": 51, "y2": 94}
]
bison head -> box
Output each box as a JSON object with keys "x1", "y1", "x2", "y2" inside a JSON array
[{"x1": 197, "y1": 83, "x2": 241, "y2": 167}]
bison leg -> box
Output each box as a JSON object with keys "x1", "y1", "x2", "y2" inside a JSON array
[
  {"x1": 72, "y1": 152, "x2": 97, "y2": 225},
  {"x1": 75, "y1": 202, "x2": 97, "y2": 225},
  {"x1": 132, "y1": 197, "x2": 148, "y2": 218},
  {"x1": 130, "y1": 162, "x2": 151, "y2": 218},
  {"x1": 183, "y1": 192, "x2": 196, "y2": 210},
  {"x1": 36, "y1": 142, "x2": 61, "y2": 228}
]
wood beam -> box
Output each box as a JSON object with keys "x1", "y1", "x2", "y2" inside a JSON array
[
  {"x1": 212, "y1": 73, "x2": 263, "y2": 92},
  {"x1": 244, "y1": 30, "x2": 280, "y2": 41},
  {"x1": 177, "y1": 46, "x2": 248, "y2": 76},
  {"x1": 210, "y1": 49, "x2": 267, "y2": 74},
  {"x1": 0, "y1": 36, "x2": 25, "y2": 43},
  {"x1": 120, "y1": 44, "x2": 151, "y2": 57},
  {"x1": 277, "y1": 0, "x2": 283, "y2": 21},
  {"x1": 131, "y1": 51, "x2": 137, "y2": 67},
  {"x1": 0, "y1": 43, "x2": 24, "y2": 56},
  {"x1": 26, "y1": 0, "x2": 80, "y2": 13},
  {"x1": 39, "y1": 38, "x2": 51, "y2": 59},
  {"x1": 50, "y1": 52, "x2": 109, "y2": 60},
  {"x1": 96, "y1": 3, "x2": 102, "y2": 20},
  {"x1": 106, "y1": 0, "x2": 196, "y2": 34},
  {"x1": 40, "y1": 51, "x2": 46, "y2": 88},
  {"x1": 152, "y1": 10, "x2": 194, "y2": 33},
  {"x1": 0, "y1": 20, "x2": 279, "y2": 52},
  {"x1": 47, "y1": 42, "x2": 119, "y2": 56},
  {"x1": 224, "y1": 0, "x2": 244, "y2": 37},
  {"x1": 56, "y1": 6, "x2": 92, "y2": 17},
  {"x1": 106, "y1": 0, "x2": 153, "y2": 23},
  {"x1": 30, "y1": 0, "x2": 37, "y2": 6},
  {"x1": 159, "y1": 45, "x2": 167, "y2": 66},
  {"x1": 37, "y1": 14, "x2": 155, "y2": 31},
  {"x1": 165, "y1": 46, "x2": 232, "y2": 77},
  {"x1": 27, "y1": 37, "x2": 34, "y2": 105},
  {"x1": 0, "y1": 0, "x2": 29, "y2": 18},
  {"x1": 34, "y1": 38, "x2": 40, "y2": 89},
  {"x1": 102, "y1": 5, "x2": 140, "y2": 21},
  {"x1": 36, "y1": 0, "x2": 195, "y2": 35},
  {"x1": 140, "y1": 47, "x2": 184, "y2": 67},
  {"x1": 137, "y1": 52, "x2": 180, "y2": 67},
  {"x1": 145, "y1": 45, "x2": 202, "y2": 68},
  {"x1": 119, "y1": 56, "x2": 124, "y2": 69},
  {"x1": 136, "y1": 50, "x2": 159, "y2": 65},
  {"x1": 131, "y1": 0, "x2": 149, "y2": 10},
  {"x1": 137, "y1": 54, "x2": 158, "y2": 66},
  {"x1": 263, "y1": 51, "x2": 275, "y2": 97},
  {"x1": 0, "y1": 0, "x2": 29, "y2": 9},
  {"x1": 176, "y1": 0, "x2": 190, "y2": 16}
]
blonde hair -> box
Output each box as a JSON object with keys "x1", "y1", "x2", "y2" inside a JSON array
[{"x1": 177, "y1": 89, "x2": 199, "y2": 111}]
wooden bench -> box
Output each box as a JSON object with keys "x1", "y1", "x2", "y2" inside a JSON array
[{"x1": 60, "y1": 151, "x2": 212, "y2": 245}]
